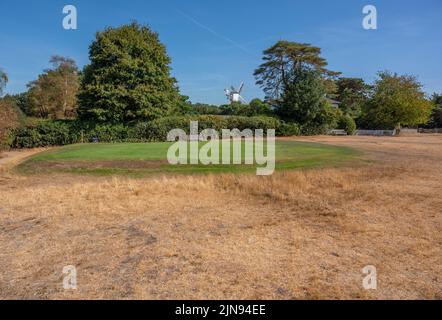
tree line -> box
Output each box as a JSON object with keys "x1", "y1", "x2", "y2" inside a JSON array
[{"x1": 1, "y1": 22, "x2": 441, "y2": 148}]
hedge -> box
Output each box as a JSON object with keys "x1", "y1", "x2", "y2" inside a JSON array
[
  {"x1": 9, "y1": 121, "x2": 76, "y2": 148},
  {"x1": 8, "y1": 115, "x2": 299, "y2": 149},
  {"x1": 132, "y1": 115, "x2": 283, "y2": 141}
]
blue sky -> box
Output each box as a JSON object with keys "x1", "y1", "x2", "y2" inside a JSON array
[{"x1": 1, "y1": 0, "x2": 441, "y2": 104}]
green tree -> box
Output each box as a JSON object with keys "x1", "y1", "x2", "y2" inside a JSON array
[
  {"x1": 248, "y1": 98, "x2": 272, "y2": 116},
  {"x1": 190, "y1": 103, "x2": 220, "y2": 115},
  {"x1": 338, "y1": 114, "x2": 357, "y2": 135},
  {"x1": 362, "y1": 71, "x2": 433, "y2": 129},
  {"x1": 0, "y1": 69, "x2": 7, "y2": 96},
  {"x1": 27, "y1": 56, "x2": 79, "y2": 119},
  {"x1": 174, "y1": 95, "x2": 193, "y2": 115},
  {"x1": 254, "y1": 41, "x2": 340, "y2": 103},
  {"x1": 335, "y1": 77, "x2": 370, "y2": 118},
  {"x1": 78, "y1": 22, "x2": 181, "y2": 123},
  {"x1": 4, "y1": 92, "x2": 31, "y2": 116},
  {"x1": 275, "y1": 67, "x2": 335, "y2": 133},
  {"x1": 219, "y1": 102, "x2": 243, "y2": 115}
]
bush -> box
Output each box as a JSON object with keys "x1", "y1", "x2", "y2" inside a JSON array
[
  {"x1": 130, "y1": 115, "x2": 282, "y2": 141},
  {"x1": 9, "y1": 126, "x2": 42, "y2": 149},
  {"x1": 130, "y1": 116, "x2": 190, "y2": 141},
  {"x1": 9, "y1": 121, "x2": 75, "y2": 148},
  {"x1": 338, "y1": 114, "x2": 357, "y2": 135},
  {"x1": 8, "y1": 115, "x2": 289, "y2": 148},
  {"x1": 85, "y1": 124, "x2": 130, "y2": 143},
  {"x1": 276, "y1": 122, "x2": 300, "y2": 136},
  {"x1": 298, "y1": 104, "x2": 341, "y2": 135}
]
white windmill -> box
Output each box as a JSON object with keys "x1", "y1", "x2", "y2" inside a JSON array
[{"x1": 224, "y1": 82, "x2": 246, "y2": 103}]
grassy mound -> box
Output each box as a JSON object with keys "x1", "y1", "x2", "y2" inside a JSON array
[{"x1": 18, "y1": 140, "x2": 361, "y2": 176}]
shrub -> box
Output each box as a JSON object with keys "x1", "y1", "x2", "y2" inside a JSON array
[
  {"x1": 9, "y1": 127, "x2": 42, "y2": 149},
  {"x1": 130, "y1": 115, "x2": 281, "y2": 141},
  {"x1": 338, "y1": 114, "x2": 357, "y2": 135},
  {"x1": 130, "y1": 116, "x2": 191, "y2": 141},
  {"x1": 9, "y1": 121, "x2": 75, "y2": 148},
  {"x1": 277, "y1": 122, "x2": 300, "y2": 136},
  {"x1": 298, "y1": 104, "x2": 341, "y2": 135},
  {"x1": 85, "y1": 124, "x2": 130, "y2": 143},
  {"x1": 8, "y1": 115, "x2": 287, "y2": 148}
]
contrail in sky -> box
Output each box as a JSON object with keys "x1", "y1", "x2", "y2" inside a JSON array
[{"x1": 175, "y1": 9, "x2": 251, "y2": 54}]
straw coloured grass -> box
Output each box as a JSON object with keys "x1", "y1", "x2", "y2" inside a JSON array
[{"x1": 0, "y1": 136, "x2": 441, "y2": 299}]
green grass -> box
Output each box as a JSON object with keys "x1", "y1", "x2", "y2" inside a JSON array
[{"x1": 18, "y1": 140, "x2": 362, "y2": 176}]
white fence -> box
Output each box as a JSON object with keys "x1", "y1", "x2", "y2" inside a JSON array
[
  {"x1": 399, "y1": 128, "x2": 418, "y2": 135},
  {"x1": 355, "y1": 129, "x2": 397, "y2": 136}
]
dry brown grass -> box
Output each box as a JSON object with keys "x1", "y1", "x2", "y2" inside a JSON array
[{"x1": 0, "y1": 136, "x2": 441, "y2": 300}]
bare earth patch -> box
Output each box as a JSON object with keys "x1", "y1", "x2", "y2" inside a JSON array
[
  {"x1": 0, "y1": 136, "x2": 441, "y2": 299},
  {"x1": 26, "y1": 159, "x2": 168, "y2": 171}
]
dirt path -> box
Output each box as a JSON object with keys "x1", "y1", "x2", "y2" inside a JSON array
[{"x1": 0, "y1": 148, "x2": 46, "y2": 172}]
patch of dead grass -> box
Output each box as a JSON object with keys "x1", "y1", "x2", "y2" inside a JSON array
[{"x1": 0, "y1": 136, "x2": 441, "y2": 299}]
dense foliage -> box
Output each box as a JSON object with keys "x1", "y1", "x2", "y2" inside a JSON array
[
  {"x1": 3, "y1": 31, "x2": 441, "y2": 150},
  {"x1": 27, "y1": 56, "x2": 79, "y2": 119},
  {"x1": 359, "y1": 72, "x2": 433, "y2": 129},
  {"x1": 254, "y1": 41, "x2": 340, "y2": 103},
  {"x1": 77, "y1": 22, "x2": 181, "y2": 123},
  {"x1": 335, "y1": 77, "x2": 370, "y2": 119},
  {"x1": 8, "y1": 115, "x2": 298, "y2": 148},
  {"x1": 274, "y1": 67, "x2": 338, "y2": 134},
  {"x1": 338, "y1": 114, "x2": 357, "y2": 135}
]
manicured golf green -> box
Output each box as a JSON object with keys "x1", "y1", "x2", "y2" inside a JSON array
[{"x1": 18, "y1": 140, "x2": 361, "y2": 176}]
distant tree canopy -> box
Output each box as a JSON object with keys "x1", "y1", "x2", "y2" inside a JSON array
[
  {"x1": 335, "y1": 77, "x2": 370, "y2": 118},
  {"x1": 27, "y1": 56, "x2": 79, "y2": 119},
  {"x1": 78, "y1": 22, "x2": 181, "y2": 123},
  {"x1": 216, "y1": 99, "x2": 273, "y2": 117},
  {"x1": 254, "y1": 41, "x2": 339, "y2": 133},
  {"x1": 254, "y1": 41, "x2": 340, "y2": 103},
  {"x1": 360, "y1": 71, "x2": 433, "y2": 129},
  {"x1": 3, "y1": 25, "x2": 440, "y2": 141},
  {"x1": 247, "y1": 98, "x2": 273, "y2": 116},
  {"x1": 0, "y1": 69, "x2": 8, "y2": 96},
  {"x1": 189, "y1": 103, "x2": 221, "y2": 115},
  {"x1": 5, "y1": 92, "x2": 31, "y2": 116}
]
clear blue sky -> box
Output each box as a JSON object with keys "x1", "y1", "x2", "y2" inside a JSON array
[{"x1": 1, "y1": 0, "x2": 441, "y2": 104}]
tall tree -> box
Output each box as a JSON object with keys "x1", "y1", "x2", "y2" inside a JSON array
[
  {"x1": 276, "y1": 67, "x2": 337, "y2": 133},
  {"x1": 0, "y1": 69, "x2": 7, "y2": 96},
  {"x1": 335, "y1": 77, "x2": 370, "y2": 118},
  {"x1": 361, "y1": 71, "x2": 433, "y2": 129},
  {"x1": 254, "y1": 41, "x2": 340, "y2": 103},
  {"x1": 27, "y1": 56, "x2": 79, "y2": 119},
  {"x1": 78, "y1": 22, "x2": 181, "y2": 123},
  {"x1": 248, "y1": 98, "x2": 272, "y2": 116}
]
